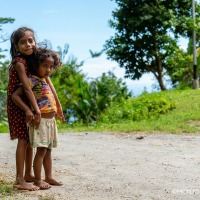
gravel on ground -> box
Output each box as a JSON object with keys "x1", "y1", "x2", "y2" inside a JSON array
[{"x1": 0, "y1": 132, "x2": 200, "y2": 200}]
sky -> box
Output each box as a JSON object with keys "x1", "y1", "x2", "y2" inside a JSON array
[{"x1": 1, "y1": 0, "x2": 177, "y2": 95}]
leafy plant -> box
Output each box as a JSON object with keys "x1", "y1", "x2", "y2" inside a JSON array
[
  {"x1": 0, "y1": 61, "x2": 9, "y2": 121},
  {"x1": 100, "y1": 91, "x2": 176, "y2": 123}
]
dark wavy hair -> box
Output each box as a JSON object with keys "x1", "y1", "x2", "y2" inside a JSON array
[
  {"x1": 29, "y1": 48, "x2": 62, "y2": 75},
  {"x1": 10, "y1": 27, "x2": 36, "y2": 59}
]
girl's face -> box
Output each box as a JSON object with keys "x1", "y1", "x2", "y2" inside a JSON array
[
  {"x1": 36, "y1": 56, "x2": 54, "y2": 78},
  {"x1": 16, "y1": 31, "x2": 36, "y2": 56}
]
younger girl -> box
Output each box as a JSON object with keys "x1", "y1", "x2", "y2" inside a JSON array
[
  {"x1": 7, "y1": 27, "x2": 64, "y2": 191},
  {"x1": 12, "y1": 47, "x2": 63, "y2": 189}
]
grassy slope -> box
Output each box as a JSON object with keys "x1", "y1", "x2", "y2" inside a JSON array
[
  {"x1": 1, "y1": 89, "x2": 200, "y2": 134},
  {"x1": 59, "y1": 89, "x2": 200, "y2": 134}
]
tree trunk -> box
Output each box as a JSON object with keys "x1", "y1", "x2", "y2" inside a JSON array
[
  {"x1": 155, "y1": 59, "x2": 166, "y2": 91},
  {"x1": 157, "y1": 75, "x2": 166, "y2": 91}
]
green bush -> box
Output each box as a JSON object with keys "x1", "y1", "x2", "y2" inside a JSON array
[
  {"x1": 0, "y1": 90, "x2": 7, "y2": 121},
  {"x1": 0, "y1": 121, "x2": 9, "y2": 133},
  {"x1": 100, "y1": 91, "x2": 176, "y2": 123}
]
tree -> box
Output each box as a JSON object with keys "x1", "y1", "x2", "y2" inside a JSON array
[
  {"x1": 0, "y1": 17, "x2": 15, "y2": 59},
  {"x1": 95, "y1": 71, "x2": 131, "y2": 104},
  {"x1": 78, "y1": 71, "x2": 131, "y2": 124},
  {"x1": 51, "y1": 58, "x2": 131, "y2": 125},
  {"x1": 51, "y1": 55, "x2": 86, "y2": 123},
  {"x1": 0, "y1": 17, "x2": 14, "y2": 121},
  {"x1": 51, "y1": 43, "x2": 131, "y2": 124},
  {"x1": 104, "y1": 0, "x2": 200, "y2": 90},
  {"x1": 167, "y1": 48, "x2": 193, "y2": 88},
  {"x1": 0, "y1": 61, "x2": 9, "y2": 121}
]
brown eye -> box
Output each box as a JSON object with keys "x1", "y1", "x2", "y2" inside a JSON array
[
  {"x1": 28, "y1": 38, "x2": 34, "y2": 44},
  {"x1": 19, "y1": 40, "x2": 25, "y2": 45}
]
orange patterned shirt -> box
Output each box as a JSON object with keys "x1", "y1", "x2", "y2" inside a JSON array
[{"x1": 29, "y1": 75, "x2": 57, "y2": 114}]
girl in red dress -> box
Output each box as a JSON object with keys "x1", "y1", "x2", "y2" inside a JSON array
[{"x1": 7, "y1": 27, "x2": 64, "y2": 191}]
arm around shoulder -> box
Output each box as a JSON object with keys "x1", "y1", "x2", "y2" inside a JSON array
[{"x1": 15, "y1": 62, "x2": 41, "y2": 115}]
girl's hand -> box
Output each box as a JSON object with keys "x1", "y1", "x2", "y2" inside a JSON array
[
  {"x1": 56, "y1": 106, "x2": 65, "y2": 122},
  {"x1": 25, "y1": 110, "x2": 34, "y2": 126},
  {"x1": 32, "y1": 113, "x2": 41, "y2": 128}
]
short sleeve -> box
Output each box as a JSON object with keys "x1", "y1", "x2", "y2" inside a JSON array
[{"x1": 12, "y1": 57, "x2": 27, "y2": 66}]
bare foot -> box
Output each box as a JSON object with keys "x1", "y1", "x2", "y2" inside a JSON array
[
  {"x1": 24, "y1": 174, "x2": 35, "y2": 182},
  {"x1": 45, "y1": 178, "x2": 63, "y2": 186},
  {"x1": 13, "y1": 180, "x2": 39, "y2": 191},
  {"x1": 34, "y1": 180, "x2": 51, "y2": 190}
]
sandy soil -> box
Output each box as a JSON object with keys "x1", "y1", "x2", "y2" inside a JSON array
[{"x1": 0, "y1": 132, "x2": 200, "y2": 200}]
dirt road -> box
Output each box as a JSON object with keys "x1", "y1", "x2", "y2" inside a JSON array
[{"x1": 0, "y1": 132, "x2": 200, "y2": 200}]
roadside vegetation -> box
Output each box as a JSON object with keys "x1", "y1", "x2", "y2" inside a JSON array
[
  {"x1": 1, "y1": 89, "x2": 200, "y2": 134},
  {"x1": 1, "y1": 2, "x2": 200, "y2": 133},
  {"x1": 57, "y1": 89, "x2": 200, "y2": 134}
]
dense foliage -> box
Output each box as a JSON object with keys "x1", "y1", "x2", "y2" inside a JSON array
[
  {"x1": 51, "y1": 57, "x2": 131, "y2": 125},
  {"x1": 104, "y1": 0, "x2": 200, "y2": 90},
  {"x1": 0, "y1": 17, "x2": 14, "y2": 59},
  {"x1": 0, "y1": 18, "x2": 14, "y2": 122},
  {"x1": 99, "y1": 92, "x2": 176, "y2": 123},
  {"x1": 0, "y1": 61, "x2": 9, "y2": 121}
]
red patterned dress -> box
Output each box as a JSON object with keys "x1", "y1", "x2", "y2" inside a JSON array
[{"x1": 7, "y1": 57, "x2": 31, "y2": 141}]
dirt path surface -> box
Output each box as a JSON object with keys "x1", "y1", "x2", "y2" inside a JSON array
[{"x1": 0, "y1": 132, "x2": 200, "y2": 200}]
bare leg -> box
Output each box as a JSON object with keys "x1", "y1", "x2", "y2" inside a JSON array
[
  {"x1": 44, "y1": 148, "x2": 63, "y2": 186},
  {"x1": 24, "y1": 144, "x2": 35, "y2": 182},
  {"x1": 14, "y1": 139, "x2": 39, "y2": 191},
  {"x1": 33, "y1": 147, "x2": 51, "y2": 189}
]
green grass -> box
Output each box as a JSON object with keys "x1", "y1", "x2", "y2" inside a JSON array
[
  {"x1": 0, "y1": 124, "x2": 9, "y2": 133},
  {"x1": 1, "y1": 89, "x2": 200, "y2": 134},
  {"x1": 58, "y1": 89, "x2": 200, "y2": 134},
  {"x1": 0, "y1": 174, "x2": 16, "y2": 199}
]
